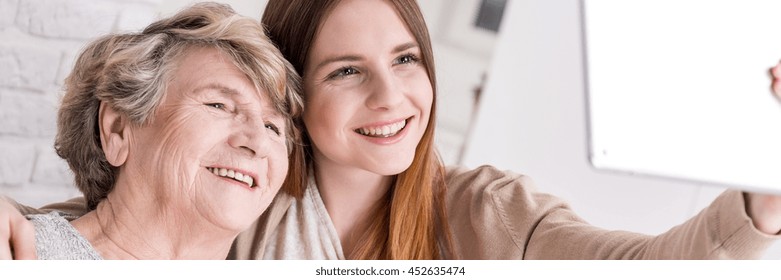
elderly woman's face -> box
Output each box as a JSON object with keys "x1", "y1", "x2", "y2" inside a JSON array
[{"x1": 124, "y1": 47, "x2": 288, "y2": 231}]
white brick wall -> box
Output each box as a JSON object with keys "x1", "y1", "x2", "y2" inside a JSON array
[
  {"x1": 0, "y1": 0, "x2": 162, "y2": 207},
  {"x1": 16, "y1": 0, "x2": 117, "y2": 40},
  {"x1": 0, "y1": 0, "x2": 18, "y2": 29}
]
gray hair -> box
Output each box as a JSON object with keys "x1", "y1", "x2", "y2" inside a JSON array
[{"x1": 55, "y1": 2, "x2": 303, "y2": 210}]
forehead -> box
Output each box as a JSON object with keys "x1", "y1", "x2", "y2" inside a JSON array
[
  {"x1": 311, "y1": 0, "x2": 416, "y2": 57},
  {"x1": 169, "y1": 47, "x2": 273, "y2": 106},
  {"x1": 172, "y1": 47, "x2": 248, "y2": 87}
]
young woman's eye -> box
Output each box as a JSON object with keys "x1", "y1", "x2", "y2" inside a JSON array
[
  {"x1": 265, "y1": 122, "x2": 281, "y2": 136},
  {"x1": 327, "y1": 66, "x2": 359, "y2": 80},
  {"x1": 394, "y1": 54, "x2": 419, "y2": 65}
]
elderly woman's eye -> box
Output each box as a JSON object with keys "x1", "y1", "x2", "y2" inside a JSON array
[
  {"x1": 205, "y1": 103, "x2": 226, "y2": 110},
  {"x1": 265, "y1": 123, "x2": 281, "y2": 136}
]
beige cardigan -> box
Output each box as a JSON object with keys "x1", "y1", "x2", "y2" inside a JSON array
[{"x1": 14, "y1": 165, "x2": 778, "y2": 259}]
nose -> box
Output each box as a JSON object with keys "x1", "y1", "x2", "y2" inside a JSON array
[
  {"x1": 365, "y1": 69, "x2": 404, "y2": 110},
  {"x1": 228, "y1": 112, "x2": 272, "y2": 158}
]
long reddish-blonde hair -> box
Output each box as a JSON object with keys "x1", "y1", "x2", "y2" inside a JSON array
[{"x1": 263, "y1": 0, "x2": 454, "y2": 259}]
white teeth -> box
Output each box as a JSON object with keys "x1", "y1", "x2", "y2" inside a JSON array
[
  {"x1": 356, "y1": 119, "x2": 407, "y2": 137},
  {"x1": 206, "y1": 167, "x2": 255, "y2": 188}
]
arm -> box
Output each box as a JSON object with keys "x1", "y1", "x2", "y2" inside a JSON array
[
  {"x1": 445, "y1": 166, "x2": 778, "y2": 259},
  {"x1": 525, "y1": 190, "x2": 777, "y2": 259},
  {"x1": 6, "y1": 195, "x2": 88, "y2": 217}
]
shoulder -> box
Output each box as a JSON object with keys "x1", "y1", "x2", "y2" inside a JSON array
[
  {"x1": 27, "y1": 212, "x2": 73, "y2": 231},
  {"x1": 442, "y1": 165, "x2": 573, "y2": 259},
  {"x1": 230, "y1": 191, "x2": 296, "y2": 260},
  {"x1": 444, "y1": 165, "x2": 541, "y2": 204},
  {"x1": 443, "y1": 164, "x2": 568, "y2": 213},
  {"x1": 26, "y1": 212, "x2": 102, "y2": 260}
]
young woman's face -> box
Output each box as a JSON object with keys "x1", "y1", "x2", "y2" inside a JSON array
[{"x1": 303, "y1": 0, "x2": 433, "y2": 176}]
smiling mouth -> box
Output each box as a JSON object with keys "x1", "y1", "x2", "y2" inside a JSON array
[
  {"x1": 354, "y1": 118, "x2": 409, "y2": 138},
  {"x1": 206, "y1": 167, "x2": 256, "y2": 188}
]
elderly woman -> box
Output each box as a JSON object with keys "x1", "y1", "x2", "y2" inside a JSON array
[{"x1": 18, "y1": 3, "x2": 302, "y2": 259}]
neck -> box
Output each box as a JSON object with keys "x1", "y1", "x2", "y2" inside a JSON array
[
  {"x1": 71, "y1": 177, "x2": 238, "y2": 259},
  {"x1": 313, "y1": 157, "x2": 393, "y2": 257}
]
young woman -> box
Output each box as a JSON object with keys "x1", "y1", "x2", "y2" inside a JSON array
[
  {"x1": 229, "y1": 0, "x2": 781, "y2": 259},
  {"x1": 3, "y1": 0, "x2": 781, "y2": 259}
]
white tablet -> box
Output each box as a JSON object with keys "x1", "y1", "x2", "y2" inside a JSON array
[{"x1": 582, "y1": 0, "x2": 781, "y2": 194}]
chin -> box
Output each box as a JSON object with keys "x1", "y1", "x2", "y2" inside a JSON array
[
  {"x1": 211, "y1": 205, "x2": 264, "y2": 233},
  {"x1": 216, "y1": 214, "x2": 258, "y2": 233},
  {"x1": 370, "y1": 155, "x2": 415, "y2": 176}
]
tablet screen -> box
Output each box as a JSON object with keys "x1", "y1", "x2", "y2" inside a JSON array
[{"x1": 583, "y1": 0, "x2": 781, "y2": 194}]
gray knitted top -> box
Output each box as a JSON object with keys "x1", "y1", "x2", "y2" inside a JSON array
[{"x1": 26, "y1": 212, "x2": 102, "y2": 260}]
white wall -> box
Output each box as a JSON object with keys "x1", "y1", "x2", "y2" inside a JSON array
[{"x1": 461, "y1": 0, "x2": 780, "y2": 259}]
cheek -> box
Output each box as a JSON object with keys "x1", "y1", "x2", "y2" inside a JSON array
[
  {"x1": 275, "y1": 156, "x2": 289, "y2": 182},
  {"x1": 412, "y1": 78, "x2": 434, "y2": 118},
  {"x1": 269, "y1": 142, "x2": 289, "y2": 188},
  {"x1": 133, "y1": 110, "x2": 212, "y2": 179},
  {"x1": 423, "y1": 90, "x2": 434, "y2": 115},
  {"x1": 158, "y1": 112, "x2": 212, "y2": 153},
  {"x1": 303, "y1": 98, "x2": 344, "y2": 136}
]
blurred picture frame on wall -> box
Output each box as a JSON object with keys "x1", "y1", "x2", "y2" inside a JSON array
[{"x1": 444, "y1": 0, "x2": 508, "y2": 55}]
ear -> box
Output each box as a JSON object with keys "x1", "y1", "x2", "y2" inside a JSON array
[{"x1": 98, "y1": 102, "x2": 130, "y2": 167}]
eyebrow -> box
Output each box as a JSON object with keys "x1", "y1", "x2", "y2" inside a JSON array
[
  {"x1": 192, "y1": 83, "x2": 241, "y2": 98},
  {"x1": 193, "y1": 83, "x2": 284, "y2": 119},
  {"x1": 392, "y1": 42, "x2": 418, "y2": 54},
  {"x1": 312, "y1": 42, "x2": 420, "y2": 72},
  {"x1": 312, "y1": 55, "x2": 362, "y2": 73}
]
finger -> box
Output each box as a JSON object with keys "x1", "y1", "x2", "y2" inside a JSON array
[
  {"x1": 772, "y1": 63, "x2": 781, "y2": 79},
  {"x1": 9, "y1": 218, "x2": 37, "y2": 260},
  {"x1": 772, "y1": 64, "x2": 781, "y2": 98},
  {"x1": 0, "y1": 221, "x2": 11, "y2": 260}
]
